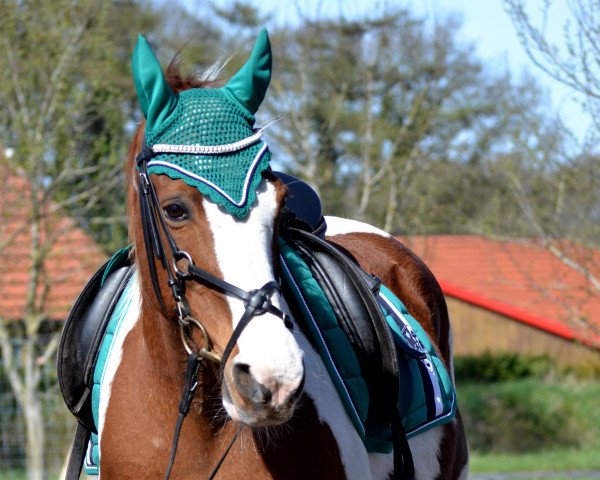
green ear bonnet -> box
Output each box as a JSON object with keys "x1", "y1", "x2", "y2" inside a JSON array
[{"x1": 132, "y1": 29, "x2": 273, "y2": 218}]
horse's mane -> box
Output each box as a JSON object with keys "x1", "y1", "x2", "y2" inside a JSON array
[{"x1": 165, "y1": 55, "x2": 224, "y2": 93}]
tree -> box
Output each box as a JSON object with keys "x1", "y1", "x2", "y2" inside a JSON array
[
  {"x1": 0, "y1": 1, "x2": 157, "y2": 478},
  {"x1": 504, "y1": 0, "x2": 600, "y2": 136},
  {"x1": 259, "y1": 8, "x2": 551, "y2": 234},
  {"x1": 500, "y1": 0, "x2": 600, "y2": 333}
]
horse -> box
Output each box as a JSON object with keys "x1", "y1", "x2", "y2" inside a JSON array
[{"x1": 94, "y1": 29, "x2": 469, "y2": 479}]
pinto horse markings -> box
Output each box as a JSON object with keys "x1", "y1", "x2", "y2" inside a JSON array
[
  {"x1": 82, "y1": 29, "x2": 468, "y2": 479},
  {"x1": 202, "y1": 183, "x2": 305, "y2": 425}
]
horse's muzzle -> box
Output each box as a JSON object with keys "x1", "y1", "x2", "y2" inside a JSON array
[{"x1": 223, "y1": 359, "x2": 305, "y2": 426}]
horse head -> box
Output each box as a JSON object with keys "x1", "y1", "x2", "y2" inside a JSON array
[{"x1": 126, "y1": 29, "x2": 304, "y2": 427}]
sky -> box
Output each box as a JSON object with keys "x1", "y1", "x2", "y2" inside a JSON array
[
  {"x1": 195, "y1": 0, "x2": 592, "y2": 141},
  {"x1": 416, "y1": 0, "x2": 591, "y2": 141}
]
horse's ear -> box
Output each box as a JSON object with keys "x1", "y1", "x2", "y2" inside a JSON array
[
  {"x1": 223, "y1": 28, "x2": 272, "y2": 115},
  {"x1": 131, "y1": 35, "x2": 178, "y2": 132}
]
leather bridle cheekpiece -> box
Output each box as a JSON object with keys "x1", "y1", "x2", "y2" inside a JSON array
[
  {"x1": 136, "y1": 145, "x2": 291, "y2": 363},
  {"x1": 135, "y1": 145, "x2": 292, "y2": 480}
]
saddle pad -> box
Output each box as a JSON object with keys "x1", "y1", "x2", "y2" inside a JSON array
[
  {"x1": 378, "y1": 285, "x2": 457, "y2": 437},
  {"x1": 57, "y1": 246, "x2": 133, "y2": 433},
  {"x1": 85, "y1": 271, "x2": 138, "y2": 475},
  {"x1": 279, "y1": 235, "x2": 456, "y2": 453}
]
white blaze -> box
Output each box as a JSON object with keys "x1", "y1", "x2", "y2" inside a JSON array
[{"x1": 202, "y1": 181, "x2": 304, "y2": 412}]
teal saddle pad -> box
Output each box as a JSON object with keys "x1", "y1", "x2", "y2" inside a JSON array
[
  {"x1": 279, "y1": 232, "x2": 456, "y2": 453},
  {"x1": 85, "y1": 269, "x2": 138, "y2": 475}
]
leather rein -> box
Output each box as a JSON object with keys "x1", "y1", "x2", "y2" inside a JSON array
[{"x1": 136, "y1": 146, "x2": 292, "y2": 479}]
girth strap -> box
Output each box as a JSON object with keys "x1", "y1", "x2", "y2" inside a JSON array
[{"x1": 65, "y1": 422, "x2": 91, "y2": 480}]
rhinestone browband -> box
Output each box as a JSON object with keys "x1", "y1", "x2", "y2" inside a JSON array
[{"x1": 152, "y1": 128, "x2": 264, "y2": 155}]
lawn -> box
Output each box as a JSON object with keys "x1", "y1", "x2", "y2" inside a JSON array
[
  {"x1": 457, "y1": 377, "x2": 600, "y2": 474},
  {"x1": 471, "y1": 448, "x2": 600, "y2": 473}
]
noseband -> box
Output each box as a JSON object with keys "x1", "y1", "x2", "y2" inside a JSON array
[
  {"x1": 136, "y1": 146, "x2": 292, "y2": 479},
  {"x1": 137, "y1": 146, "x2": 291, "y2": 361}
]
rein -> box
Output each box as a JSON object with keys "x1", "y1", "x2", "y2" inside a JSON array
[{"x1": 136, "y1": 146, "x2": 291, "y2": 479}]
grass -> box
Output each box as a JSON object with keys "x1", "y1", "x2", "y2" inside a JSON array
[
  {"x1": 469, "y1": 474, "x2": 600, "y2": 480},
  {"x1": 457, "y1": 378, "x2": 600, "y2": 474},
  {"x1": 470, "y1": 448, "x2": 600, "y2": 473},
  {"x1": 0, "y1": 473, "x2": 59, "y2": 480}
]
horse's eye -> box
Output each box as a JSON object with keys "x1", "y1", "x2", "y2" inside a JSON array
[{"x1": 163, "y1": 203, "x2": 189, "y2": 221}]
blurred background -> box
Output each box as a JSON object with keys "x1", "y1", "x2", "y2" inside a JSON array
[{"x1": 0, "y1": 0, "x2": 598, "y2": 478}]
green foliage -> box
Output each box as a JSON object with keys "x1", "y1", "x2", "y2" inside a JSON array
[
  {"x1": 454, "y1": 351, "x2": 555, "y2": 383},
  {"x1": 0, "y1": 0, "x2": 598, "y2": 473},
  {"x1": 456, "y1": 353, "x2": 600, "y2": 455},
  {"x1": 562, "y1": 360, "x2": 600, "y2": 379},
  {"x1": 459, "y1": 379, "x2": 588, "y2": 453},
  {"x1": 255, "y1": 4, "x2": 599, "y2": 243},
  {"x1": 0, "y1": 0, "x2": 159, "y2": 252}
]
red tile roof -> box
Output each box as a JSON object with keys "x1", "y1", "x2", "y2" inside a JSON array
[
  {"x1": 0, "y1": 167, "x2": 106, "y2": 320},
  {"x1": 401, "y1": 235, "x2": 600, "y2": 350}
]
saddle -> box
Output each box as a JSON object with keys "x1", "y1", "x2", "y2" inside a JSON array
[
  {"x1": 278, "y1": 226, "x2": 456, "y2": 455},
  {"x1": 57, "y1": 246, "x2": 134, "y2": 433},
  {"x1": 277, "y1": 173, "x2": 455, "y2": 451},
  {"x1": 279, "y1": 226, "x2": 400, "y2": 446},
  {"x1": 57, "y1": 172, "x2": 455, "y2": 479}
]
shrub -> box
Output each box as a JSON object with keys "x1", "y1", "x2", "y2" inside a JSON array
[
  {"x1": 459, "y1": 380, "x2": 584, "y2": 453},
  {"x1": 454, "y1": 351, "x2": 554, "y2": 383}
]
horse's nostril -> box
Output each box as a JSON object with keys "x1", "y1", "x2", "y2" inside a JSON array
[{"x1": 232, "y1": 363, "x2": 272, "y2": 404}]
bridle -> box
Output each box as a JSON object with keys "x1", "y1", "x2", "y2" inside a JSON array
[{"x1": 135, "y1": 143, "x2": 292, "y2": 479}]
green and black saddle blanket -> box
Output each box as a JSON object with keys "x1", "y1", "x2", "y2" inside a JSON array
[
  {"x1": 57, "y1": 178, "x2": 456, "y2": 477},
  {"x1": 279, "y1": 226, "x2": 456, "y2": 451}
]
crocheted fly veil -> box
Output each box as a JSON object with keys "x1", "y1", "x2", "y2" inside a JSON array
[{"x1": 132, "y1": 29, "x2": 273, "y2": 218}]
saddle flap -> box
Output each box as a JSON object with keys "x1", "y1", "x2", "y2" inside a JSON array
[{"x1": 57, "y1": 247, "x2": 133, "y2": 432}]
